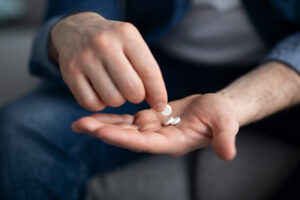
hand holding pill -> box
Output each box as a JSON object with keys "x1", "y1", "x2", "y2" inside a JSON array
[
  {"x1": 72, "y1": 93, "x2": 239, "y2": 160},
  {"x1": 50, "y1": 12, "x2": 168, "y2": 112}
]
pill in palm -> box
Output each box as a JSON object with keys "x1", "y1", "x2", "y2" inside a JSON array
[
  {"x1": 163, "y1": 117, "x2": 175, "y2": 126},
  {"x1": 170, "y1": 117, "x2": 181, "y2": 125},
  {"x1": 160, "y1": 105, "x2": 181, "y2": 126},
  {"x1": 161, "y1": 105, "x2": 172, "y2": 116}
]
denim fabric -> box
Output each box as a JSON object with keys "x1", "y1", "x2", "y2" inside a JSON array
[
  {"x1": 0, "y1": 47, "x2": 250, "y2": 200},
  {"x1": 30, "y1": 0, "x2": 300, "y2": 84},
  {"x1": 0, "y1": 82, "x2": 148, "y2": 200},
  {"x1": 1, "y1": 47, "x2": 300, "y2": 199},
  {"x1": 30, "y1": 16, "x2": 65, "y2": 82}
]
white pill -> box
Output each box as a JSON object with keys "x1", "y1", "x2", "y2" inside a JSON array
[
  {"x1": 171, "y1": 117, "x2": 181, "y2": 125},
  {"x1": 161, "y1": 105, "x2": 172, "y2": 116},
  {"x1": 163, "y1": 117, "x2": 175, "y2": 126}
]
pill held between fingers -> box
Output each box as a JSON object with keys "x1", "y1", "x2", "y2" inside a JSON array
[
  {"x1": 161, "y1": 105, "x2": 172, "y2": 116},
  {"x1": 171, "y1": 117, "x2": 181, "y2": 125},
  {"x1": 163, "y1": 117, "x2": 175, "y2": 126}
]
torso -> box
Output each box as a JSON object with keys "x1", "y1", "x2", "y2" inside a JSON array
[{"x1": 159, "y1": 0, "x2": 267, "y2": 67}]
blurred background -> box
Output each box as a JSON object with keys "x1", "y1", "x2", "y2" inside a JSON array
[{"x1": 0, "y1": 0, "x2": 45, "y2": 106}]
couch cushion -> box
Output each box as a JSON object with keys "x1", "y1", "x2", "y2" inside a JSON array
[
  {"x1": 87, "y1": 155, "x2": 190, "y2": 200},
  {"x1": 194, "y1": 129, "x2": 300, "y2": 200}
]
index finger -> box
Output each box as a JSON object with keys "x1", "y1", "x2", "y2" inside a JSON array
[{"x1": 124, "y1": 31, "x2": 168, "y2": 112}]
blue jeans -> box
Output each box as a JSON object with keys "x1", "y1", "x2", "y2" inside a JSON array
[{"x1": 0, "y1": 48, "x2": 298, "y2": 199}]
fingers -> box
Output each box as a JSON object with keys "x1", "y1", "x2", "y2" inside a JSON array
[
  {"x1": 61, "y1": 67, "x2": 106, "y2": 111},
  {"x1": 72, "y1": 115, "x2": 160, "y2": 152},
  {"x1": 93, "y1": 125, "x2": 173, "y2": 153},
  {"x1": 124, "y1": 32, "x2": 168, "y2": 111},
  {"x1": 56, "y1": 16, "x2": 166, "y2": 111},
  {"x1": 91, "y1": 113, "x2": 134, "y2": 124},
  {"x1": 72, "y1": 116, "x2": 105, "y2": 133},
  {"x1": 211, "y1": 116, "x2": 239, "y2": 161},
  {"x1": 83, "y1": 60, "x2": 126, "y2": 107},
  {"x1": 101, "y1": 48, "x2": 146, "y2": 104},
  {"x1": 59, "y1": 20, "x2": 167, "y2": 111},
  {"x1": 73, "y1": 113, "x2": 135, "y2": 133},
  {"x1": 93, "y1": 125, "x2": 151, "y2": 151},
  {"x1": 212, "y1": 131, "x2": 236, "y2": 161},
  {"x1": 72, "y1": 112, "x2": 179, "y2": 154}
]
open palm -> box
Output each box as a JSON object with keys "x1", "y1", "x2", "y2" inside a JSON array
[{"x1": 72, "y1": 94, "x2": 239, "y2": 160}]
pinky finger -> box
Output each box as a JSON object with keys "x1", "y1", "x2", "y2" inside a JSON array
[{"x1": 64, "y1": 73, "x2": 106, "y2": 111}]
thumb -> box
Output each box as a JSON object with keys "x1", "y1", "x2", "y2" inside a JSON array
[{"x1": 211, "y1": 117, "x2": 239, "y2": 161}]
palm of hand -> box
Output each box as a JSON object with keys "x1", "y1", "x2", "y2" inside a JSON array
[{"x1": 73, "y1": 94, "x2": 239, "y2": 160}]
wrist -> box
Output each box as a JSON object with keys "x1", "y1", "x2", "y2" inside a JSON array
[
  {"x1": 217, "y1": 61, "x2": 300, "y2": 126},
  {"x1": 52, "y1": 12, "x2": 105, "y2": 32},
  {"x1": 217, "y1": 89, "x2": 254, "y2": 127}
]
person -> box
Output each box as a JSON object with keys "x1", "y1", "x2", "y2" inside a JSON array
[{"x1": 0, "y1": 0, "x2": 300, "y2": 199}]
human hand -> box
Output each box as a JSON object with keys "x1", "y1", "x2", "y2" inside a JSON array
[
  {"x1": 72, "y1": 94, "x2": 239, "y2": 160},
  {"x1": 50, "y1": 12, "x2": 167, "y2": 111}
]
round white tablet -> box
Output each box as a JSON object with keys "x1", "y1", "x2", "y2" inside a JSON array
[
  {"x1": 163, "y1": 117, "x2": 175, "y2": 126},
  {"x1": 161, "y1": 105, "x2": 172, "y2": 116},
  {"x1": 171, "y1": 117, "x2": 181, "y2": 125}
]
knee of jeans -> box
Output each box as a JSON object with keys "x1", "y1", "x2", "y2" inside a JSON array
[
  {"x1": 0, "y1": 99, "x2": 88, "y2": 199},
  {"x1": 0, "y1": 101, "x2": 43, "y2": 184},
  {"x1": 0, "y1": 98, "x2": 81, "y2": 173},
  {"x1": 0, "y1": 97, "x2": 69, "y2": 153},
  {"x1": 0, "y1": 102, "x2": 26, "y2": 139},
  {"x1": 0, "y1": 94, "x2": 92, "y2": 160},
  {"x1": 0, "y1": 101, "x2": 39, "y2": 154}
]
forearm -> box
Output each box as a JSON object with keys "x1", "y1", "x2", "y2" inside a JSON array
[{"x1": 218, "y1": 61, "x2": 300, "y2": 126}]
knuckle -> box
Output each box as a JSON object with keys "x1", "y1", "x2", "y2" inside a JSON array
[
  {"x1": 92, "y1": 33, "x2": 111, "y2": 49},
  {"x1": 62, "y1": 61, "x2": 81, "y2": 77},
  {"x1": 117, "y1": 22, "x2": 137, "y2": 35},
  {"x1": 140, "y1": 64, "x2": 158, "y2": 79},
  {"x1": 124, "y1": 80, "x2": 145, "y2": 103},
  {"x1": 193, "y1": 96, "x2": 205, "y2": 106},
  {"x1": 78, "y1": 49, "x2": 93, "y2": 61},
  {"x1": 124, "y1": 78, "x2": 139, "y2": 92}
]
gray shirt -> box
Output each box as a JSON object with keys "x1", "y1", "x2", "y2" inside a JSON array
[{"x1": 159, "y1": 0, "x2": 267, "y2": 67}]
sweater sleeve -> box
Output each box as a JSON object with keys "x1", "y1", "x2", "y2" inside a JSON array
[
  {"x1": 29, "y1": 0, "x2": 122, "y2": 81},
  {"x1": 262, "y1": 32, "x2": 300, "y2": 74},
  {"x1": 29, "y1": 16, "x2": 64, "y2": 81}
]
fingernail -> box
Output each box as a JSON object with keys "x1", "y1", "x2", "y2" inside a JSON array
[{"x1": 156, "y1": 102, "x2": 166, "y2": 112}]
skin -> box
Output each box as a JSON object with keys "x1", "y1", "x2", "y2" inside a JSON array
[
  {"x1": 72, "y1": 62, "x2": 300, "y2": 161},
  {"x1": 50, "y1": 12, "x2": 300, "y2": 161},
  {"x1": 50, "y1": 12, "x2": 168, "y2": 112},
  {"x1": 72, "y1": 94, "x2": 239, "y2": 160}
]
